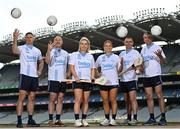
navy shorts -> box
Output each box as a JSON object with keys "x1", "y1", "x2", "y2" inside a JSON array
[
  {"x1": 99, "y1": 85, "x2": 119, "y2": 91},
  {"x1": 19, "y1": 74, "x2": 39, "y2": 92},
  {"x1": 143, "y1": 75, "x2": 162, "y2": 88},
  {"x1": 120, "y1": 81, "x2": 138, "y2": 93},
  {"x1": 48, "y1": 81, "x2": 66, "y2": 93},
  {"x1": 72, "y1": 82, "x2": 93, "y2": 91}
]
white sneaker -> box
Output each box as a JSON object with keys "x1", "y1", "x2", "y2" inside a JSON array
[
  {"x1": 100, "y1": 119, "x2": 110, "y2": 126},
  {"x1": 82, "y1": 119, "x2": 89, "y2": 127},
  {"x1": 128, "y1": 119, "x2": 138, "y2": 125},
  {"x1": 110, "y1": 119, "x2": 118, "y2": 126},
  {"x1": 122, "y1": 119, "x2": 130, "y2": 125},
  {"x1": 74, "y1": 119, "x2": 83, "y2": 127}
]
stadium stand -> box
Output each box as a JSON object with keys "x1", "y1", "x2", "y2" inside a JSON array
[
  {"x1": 0, "y1": 64, "x2": 19, "y2": 89},
  {"x1": 0, "y1": 44, "x2": 180, "y2": 124},
  {"x1": 1, "y1": 44, "x2": 176, "y2": 89},
  {"x1": 162, "y1": 44, "x2": 180, "y2": 73}
]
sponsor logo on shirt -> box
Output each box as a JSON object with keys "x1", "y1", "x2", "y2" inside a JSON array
[
  {"x1": 78, "y1": 61, "x2": 90, "y2": 68},
  {"x1": 26, "y1": 55, "x2": 37, "y2": 62},
  {"x1": 102, "y1": 64, "x2": 114, "y2": 70},
  {"x1": 55, "y1": 58, "x2": 66, "y2": 66},
  {"x1": 144, "y1": 55, "x2": 158, "y2": 62}
]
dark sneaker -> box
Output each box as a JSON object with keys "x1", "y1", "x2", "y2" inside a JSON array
[
  {"x1": 158, "y1": 118, "x2": 167, "y2": 126},
  {"x1": 144, "y1": 118, "x2": 157, "y2": 125},
  {"x1": 16, "y1": 123, "x2": 23, "y2": 128},
  {"x1": 54, "y1": 120, "x2": 64, "y2": 126},
  {"x1": 26, "y1": 119, "x2": 40, "y2": 127}
]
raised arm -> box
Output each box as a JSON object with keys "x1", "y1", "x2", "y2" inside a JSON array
[
  {"x1": 45, "y1": 41, "x2": 55, "y2": 64},
  {"x1": 154, "y1": 49, "x2": 166, "y2": 64},
  {"x1": 12, "y1": 29, "x2": 20, "y2": 55}
]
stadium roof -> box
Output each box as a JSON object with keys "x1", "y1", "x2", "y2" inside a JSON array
[{"x1": 1, "y1": 8, "x2": 180, "y2": 63}]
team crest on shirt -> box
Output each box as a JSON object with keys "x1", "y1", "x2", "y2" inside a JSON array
[
  {"x1": 25, "y1": 47, "x2": 30, "y2": 53},
  {"x1": 102, "y1": 59, "x2": 106, "y2": 62},
  {"x1": 77, "y1": 54, "x2": 81, "y2": 59},
  {"x1": 123, "y1": 60, "x2": 130, "y2": 66},
  {"x1": 54, "y1": 50, "x2": 61, "y2": 57},
  {"x1": 143, "y1": 48, "x2": 146, "y2": 54},
  {"x1": 102, "y1": 56, "x2": 106, "y2": 62}
]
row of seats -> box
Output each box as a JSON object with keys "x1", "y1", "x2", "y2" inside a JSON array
[{"x1": 0, "y1": 44, "x2": 179, "y2": 89}]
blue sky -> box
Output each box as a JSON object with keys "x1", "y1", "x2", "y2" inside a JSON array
[{"x1": 0, "y1": 0, "x2": 178, "y2": 41}]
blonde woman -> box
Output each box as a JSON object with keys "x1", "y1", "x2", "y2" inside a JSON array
[{"x1": 69, "y1": 37, "x2": 95, "y2": 127}]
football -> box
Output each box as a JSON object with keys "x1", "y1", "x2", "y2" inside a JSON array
[
  {"x1": 11, "y1": 8, "x2": 21, "y2": 19},
  {"x1": 47, "y1": 15, "x2": 57, "y2": 26},
  {"x1": 116, "y1": 26, "x2": 128, "y2": 38},
  {"x1": 151, "y1": 25, "x2": 162, "y2": 36}
]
